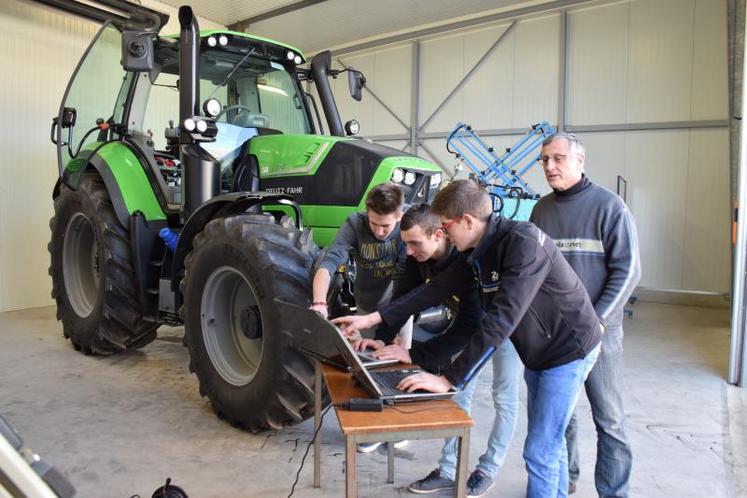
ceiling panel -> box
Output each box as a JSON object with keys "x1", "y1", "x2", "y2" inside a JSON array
[{"x1": 156, "y1": 0, "x2": 556, "y2": 54}]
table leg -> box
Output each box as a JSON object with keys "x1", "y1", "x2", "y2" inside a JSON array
[
  {"x1": 313, "y1": 361, "x2": 322, "y2": 488},
  {"x1": 455, "y1": 429, "x2": 470, "y2": 498},
  {"x1": 345, "y1": 435, "x2": 357, "y2": 498},
  {"x1": 387, "y1": 441, "x2": 394, "y2": 483}
]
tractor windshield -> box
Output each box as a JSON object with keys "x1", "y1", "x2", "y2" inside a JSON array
[{"x1": 200, "y1": 49, "x2": 311, "y2": 135}]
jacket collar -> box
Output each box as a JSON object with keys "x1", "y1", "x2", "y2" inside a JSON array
[{"x1": 467, "y1": 214, "x2": 504, "y2": 265}]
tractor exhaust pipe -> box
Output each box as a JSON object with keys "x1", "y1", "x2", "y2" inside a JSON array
[
  {"x1": 310, "y1": 51, "x2": 344, "y2": 137},
  {"x1": 178, "y1": 6, "x2": 220, "y2": 219}
]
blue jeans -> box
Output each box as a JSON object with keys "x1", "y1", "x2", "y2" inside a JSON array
[
  {"x1": 566, "y1": 326, "x2": 632, "y2": 497},
  {"x1": 438, "y1": 340, "x2": 521, "y2": 481},
  {"x1": 524, "y1": 345, "x2": 600, "y2": 498}
]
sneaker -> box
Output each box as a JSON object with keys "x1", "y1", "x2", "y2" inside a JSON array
[
  {"x1": 466, "y1": 469, "x2": 495, "y2": 498},
  {"x1": 356, "y1": 441, "x2": 383, "y2": 453},
  {"x1": 407, "y1": 468, "x2": 455, "y2": 494},
  {"x1": 568, "y1": 481, "x2": 577, "y2": 494},
  {"x1": 393, "y1": 440, "x2": 409, "y2": 449}
]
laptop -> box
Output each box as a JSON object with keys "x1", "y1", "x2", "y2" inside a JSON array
[
  {"x1": 275, "y1": 300, "x2": 398, "y2": 370},
  {"x1": 275, "y1": 299, "x2": 456, "y2": 404}
]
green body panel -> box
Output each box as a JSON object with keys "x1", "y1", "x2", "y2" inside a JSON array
[
  {"x1": 253, "y1": 139, "x2": 442, "y2": 246},
  {"x1": 249, "y1": 135, "x2": 346, "y2": 177},
  {"x1": 95, "y1": 142, "x2": 166, "y2": 221}
]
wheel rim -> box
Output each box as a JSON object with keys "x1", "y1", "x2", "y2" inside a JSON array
[
  {"x1": 201, "y1": 266, "x2": 264, "y2": 386},
  {"x1": 62, "y1": 213, "x2": 99, "y2": 318}
]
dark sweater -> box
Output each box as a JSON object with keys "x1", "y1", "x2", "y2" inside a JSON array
[{"x1": 530, "y1": 175, "x2": 641, "y2": 330}]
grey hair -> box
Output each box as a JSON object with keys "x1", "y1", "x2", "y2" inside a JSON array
[{"x1": 542, "y1": 132, "x2": 586, "y2": 156}]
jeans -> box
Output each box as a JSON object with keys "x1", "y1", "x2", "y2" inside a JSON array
[
  {"x1": 438, "y1": 340, "x2": 522, "y2": 481},
  {"x1": 566, "y1": 326, "x2": 632, "y2": 497},
  {"x1": 524, "y1": 345, "x2": 600, "y2": 498}
]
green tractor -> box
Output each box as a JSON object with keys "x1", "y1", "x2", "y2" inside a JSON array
[{"x1": 48, "y1": 4, "x2": 442, "y2": 432}]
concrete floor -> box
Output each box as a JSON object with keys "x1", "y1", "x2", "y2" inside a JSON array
[{"x1": 1, "y1": 302, "x2": 745, "y2": 498}]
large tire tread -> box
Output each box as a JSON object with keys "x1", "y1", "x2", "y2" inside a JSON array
[
  {"x1": 182, "y1": 213, "x2": 321, "y2": 432},
  {"x1": 49, "y1": 171, "x2": 158, "y2": 354}
]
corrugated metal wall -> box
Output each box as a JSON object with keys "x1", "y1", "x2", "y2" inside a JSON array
[
  {"x1": 330, "y1": 0, "x2": 730, "y2": 293},
  {"x1": 0, "y1": 0, "x2": 223, "y2": 313}
]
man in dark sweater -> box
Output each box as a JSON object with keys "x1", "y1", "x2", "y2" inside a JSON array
[
  {"x1": 531, "y1": 133, "x2": 640, "y2": 498},
  {"x1": 348, "y1": 204, "x2": 521, "y2": 497},
  {"x1": 335, "y1": 180, "x2": 603, "y2": 498}
]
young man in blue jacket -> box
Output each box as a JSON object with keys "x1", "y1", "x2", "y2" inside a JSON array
[
  {"x1": 531, "y1": 133, "x2": 640, "y2": 497},
  {"x1": 336, "y1": 180, "x2": 603, "y2": 498},
  {"x1": 350, "y1": 203, "x2": 521, "y2": 497}
]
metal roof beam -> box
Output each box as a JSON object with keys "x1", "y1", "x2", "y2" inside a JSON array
[{"x1": 228, "y1": 0, "x2": 327, "y2": 32}]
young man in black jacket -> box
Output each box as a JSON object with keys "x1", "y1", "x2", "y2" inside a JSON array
[
  {"x1": 336, "y1": 180, "x2": 603, "y2": 498},
  {"x1": 349, "y1": 204, "x2": 522, "y2": 497}
]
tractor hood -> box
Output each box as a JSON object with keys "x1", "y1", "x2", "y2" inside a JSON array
[{"x1": 248, "y1": 134, "x2": 442, "y2": 207}]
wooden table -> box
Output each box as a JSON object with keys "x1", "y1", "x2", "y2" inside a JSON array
[{"x1": 313, "y1": 362, "x2": 473, "y2": 497}]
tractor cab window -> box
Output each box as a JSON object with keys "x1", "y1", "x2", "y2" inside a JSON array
[{"x1": 55, "y1": 23, "x2": 129, "y2": 180}]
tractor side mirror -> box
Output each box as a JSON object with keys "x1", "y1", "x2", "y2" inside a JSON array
[
  {"x1": 347, "y1": 69, "x2": 366, "y2": 102},
  {"x1": 121, "y1": 30, "x2": 154, "y2": 72},
  {"x1": 61, "y1": 107, "x2": 77, "y2": 128}
]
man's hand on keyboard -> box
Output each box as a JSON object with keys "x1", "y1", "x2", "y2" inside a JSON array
[
  {"x1": 374, "y1": 345, "x2": 412, "y2": 364},
  {"x1": 332, "y1": 312, "x2": 382, "y2": 336},
  {"x1": 353, "y1": 338, "x2": 385, "y2": 351},
  {"x1": 397, "y1": 371, "x2": 453, "y2": 394}
]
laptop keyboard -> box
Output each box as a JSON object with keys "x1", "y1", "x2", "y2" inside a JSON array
[{"x1": 371, "y1": 369, "x2": 422, "y2": 396}]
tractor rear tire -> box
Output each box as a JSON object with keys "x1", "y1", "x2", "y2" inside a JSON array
[
  {"x1": 48, "y1": 171, "x2": 158, "y2": 354},
  {"x1": 181, "y1": 213, "x2": 319, "y2": 431}
]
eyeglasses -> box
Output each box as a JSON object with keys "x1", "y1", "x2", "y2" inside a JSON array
[
  {"x1": 538, "y1": 154, "x2": 568, "y2": 166},
  {"x1": 441, "y1": 217, "x2": 462, "y2": 232}
]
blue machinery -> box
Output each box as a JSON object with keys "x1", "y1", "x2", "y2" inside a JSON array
[{"x1": 446, "y1": 121, "x2": 556, "y2": 220}]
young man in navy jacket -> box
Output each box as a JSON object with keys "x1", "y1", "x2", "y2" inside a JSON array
[
  {"x1": 348, "y1": 204, "x2": 521, "y2": 497},
  {"x1": 336, "y1": 180, "x2": 602, "y2": 498}
]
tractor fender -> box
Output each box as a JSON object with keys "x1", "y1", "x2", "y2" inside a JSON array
[
  {"x1": 170, "y1": 192, "x2": 301, "y2": 294},
  {"x1": 54, "y1": 141, "x2": 167, "y2": 228}
]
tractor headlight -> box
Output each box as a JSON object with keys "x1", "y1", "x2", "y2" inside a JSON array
[
  {"x1": 207, "y1": 36, "x2": 217, "y2": 47},
  {"x1": 430, "y1": 173, "x2": 442, "y2": 188},
  {"x1": 195, "y1": 120, "x2": 208, "y2": 133},
  {"x1": 218, "y1": 35, "x2": 228, "y2": 46},
  {"x1": 294, "y1": 55, "x2": 302, "y2": 65},
  {"x1": 183, "y1": 118, "x2": 196, "y2": 131},
  {"x1": 391, "y1": 168, "x2": 404, "y2": 183},
  {"x1": 404, "y1": 171, "x2": 417, "y2": 185},
  {"x1": 287, "y1": 50, "x2": 295, "y2": 61}
]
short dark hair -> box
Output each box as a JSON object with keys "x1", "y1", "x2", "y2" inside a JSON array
[
  {"x1": 365, "y1": 183, "x2": 405, "y2": 215},
  {"x1": 431, "y1": 179, "x2": 492, "y2": 220},
  {"x1": 400, "y1": 203, "x2": 441, "y2": 236}
]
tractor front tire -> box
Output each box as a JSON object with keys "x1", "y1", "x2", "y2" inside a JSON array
[
  {"x1": 181, "y1": 213, "x2": 319, "y2": 431},
  {"x1": 48, "y1": 171, "x2": 158, "y2": 354}
]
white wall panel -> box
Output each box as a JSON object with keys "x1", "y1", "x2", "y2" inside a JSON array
[
  {"x1": 625, "y1": 130, "x2": 690, "y2": 289},
  {"x1": 461, "y1": 24, "x2": 515, "y2": 130},
  {"x1": 691, "y1": 0, "x2": 728, "y2": 120},
  {"x1": 575, "y1": 132, "x2": 628, "y2": 195},
  {"x1": 335, "y1": 45, "x2": 413, "y2": 136},
  {"x1": 0, "y1": 0, "x2": 222, "y2": 313},
  {"x1": 512, "y1": 14, "x2": 560, "y2": 127},
  {"x1": 627, "y1": 0, "x2": 695, "y2": 123},
  {"x1": 682, "y1": 129, "x2": 730, "y2": 291},
  {"x1": 419, "y1": 32, "x2": 466, "y2": 132},
  {"x1": 567, "y1": 3, "x2": 630, "y2": 125}
]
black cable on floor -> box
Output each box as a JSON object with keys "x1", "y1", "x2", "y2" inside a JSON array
[{"x1": 287, "y1": 404, "x2": 333, "y2": 498}]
